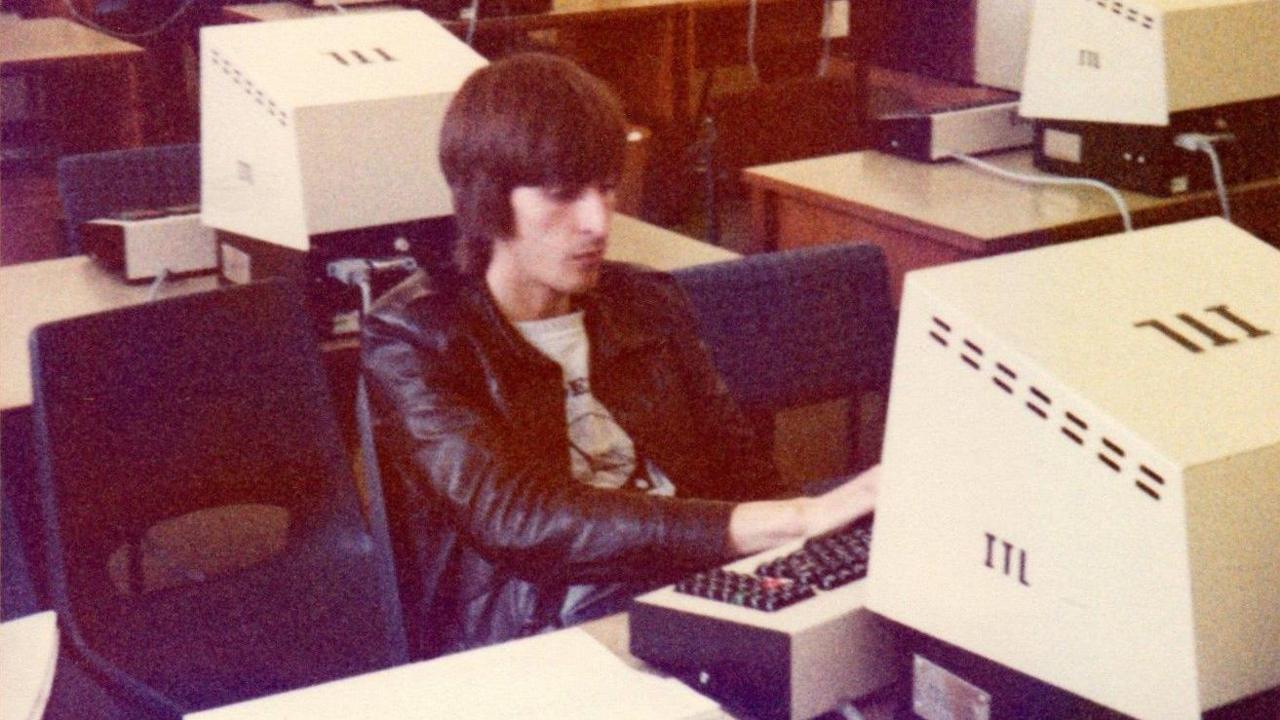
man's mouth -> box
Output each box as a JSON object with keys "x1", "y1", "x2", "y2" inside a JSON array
[{"x1": 573, "y1": 249, "x2": 605, "y2": 267}]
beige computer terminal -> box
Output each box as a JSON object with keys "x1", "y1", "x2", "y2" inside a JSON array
[{"x1": 868, "y1": 216, "x2": 1280, "y2": 720}]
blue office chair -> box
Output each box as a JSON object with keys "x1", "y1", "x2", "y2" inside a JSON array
[
  {"x1": 28, "y1": 280, "x2": 408, "y2": 718},
  {"x1": 55, "y1": 143, "x2": 200, "y2": 256},
  {"x1": 672, "y1": 243, "x2": 896, "y2": 477}
]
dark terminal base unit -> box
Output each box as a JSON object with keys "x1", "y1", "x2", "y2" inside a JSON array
[
  {"x1": 893, "y1": 620, "x2": 1280, "y2": 720},
  {"x1": 1032, "y1": 96, "x2": 1280, "y2": 197},
  {"x1": 215, "y1": 217, "x2": 453, "y2": 339}
]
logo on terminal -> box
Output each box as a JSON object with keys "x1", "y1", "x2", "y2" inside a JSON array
[
  {"x1": 984, "y1": 532, "x2": 1030, "y2": 587},
  {"x1": 325, "y1": 48, "x2": 398, "y2": 66},
  {"x1": 1134, "y1": 304, "x2": 1270, "y2": 354}
]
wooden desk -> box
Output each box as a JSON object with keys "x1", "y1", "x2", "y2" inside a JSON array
[
  {"x1": 743, "y1": 150, "x2": 1280, "y2": 302},
  {"x1": 609, "y1": 212, "x2": 738, "y2": 269},
  {"x1": 0, "y1": 215, "x2": 727, "y2": 413},
  {"x1": 221, "y1": 1, "x2": 691, "y2": 125},
  {"x1": 183, "y1": 610, "x2": 895, "y2": 719},
  {"x1": 0, "y1": 257, "x2": 219, "y2": 412},
  {"x1": 0, "y1": 17, "x2": 140, "y2": 69},
  {"x1": 0, "y1": 17, "x2": 144, "y2": 153},
  {"x1": 0, "y1": 611, "x2": 58, "y2": 720},
  {"x1": 222, "y1": 0, "x2": 828, "y2": 130},
  {"x1": 1, "y1": 18, "x2": 147, "y2": 264}
]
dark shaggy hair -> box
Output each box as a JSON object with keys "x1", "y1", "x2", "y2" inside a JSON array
[{"x1": 439, "y1": 52, "x2": 628, "y2": 276}]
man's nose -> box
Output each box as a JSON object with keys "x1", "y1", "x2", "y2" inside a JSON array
[{"x1": 575, "y1": 186, "x2": 614, "y2": 235}]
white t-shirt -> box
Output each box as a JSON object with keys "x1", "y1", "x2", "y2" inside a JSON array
[{"x1": 515, "y1": 311, "x2": 676, "y2": 496}]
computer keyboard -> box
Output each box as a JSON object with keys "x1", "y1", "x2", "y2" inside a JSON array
[
  {"x1": 630, "y1": 515, "x2": 896, "y2": 720},
  {"x1": 673, "y1": 517, "x2": 873, "y2": 611}
]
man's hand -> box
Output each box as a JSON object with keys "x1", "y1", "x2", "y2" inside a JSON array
[
  {"x1": 727, "y1": 464, "x2": 880, "y2": 556},
  {"x1": 799, "y1": 463, "x2": 879, "y2": 539}
]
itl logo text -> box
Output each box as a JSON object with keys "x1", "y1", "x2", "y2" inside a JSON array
[
  {"x1": 325, "y1": 48, "x2": 397, "y2": 66},
  {"x1": 984, "y1": 533, "x2": 1030, "y2": 587},
  {"x1": 1135, "y1": 304, "x2": 1270, "y2": 354}
]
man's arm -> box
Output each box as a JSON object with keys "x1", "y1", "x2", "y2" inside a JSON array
[{"x1": 727, "y1": 465, "x2": 879, "y2": 555}]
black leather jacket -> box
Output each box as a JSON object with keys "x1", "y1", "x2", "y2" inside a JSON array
[{"x1": 360, "y1": 262, "x2": 783, "y2": 659}]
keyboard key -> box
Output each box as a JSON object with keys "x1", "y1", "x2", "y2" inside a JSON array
[{"x1": 673, "y1": 517, "x2": 872, "y2": 612}]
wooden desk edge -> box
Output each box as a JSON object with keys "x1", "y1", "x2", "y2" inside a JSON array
[
  {"x1": 743, "y1": 158, "x2": 1280, "y2": 256},
  {"x1": 741, "y1": 168, "x2": 994, "y2": 255}
]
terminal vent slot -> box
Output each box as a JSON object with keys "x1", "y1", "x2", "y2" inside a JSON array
[
  {"x1": 927, "y1": 317, "x2": 1166, "y2": 502},
  {"x1": 930, "y1": 316, "x2": 952, "y2": 347},
  {"x1": 1140, "y1": 465, "x2": 1166, "y2": 485},
  {"x1": 211, "y1": 49, "x2": 287, "y2": 128},
  {"x1": 1087, "y1": 0, "x2": 1154, "y2": 29}
]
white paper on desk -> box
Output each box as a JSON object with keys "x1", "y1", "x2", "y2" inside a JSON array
[
  {"x1": 186, "y1": 627, "x2": 724, "y2": 720},
  {"x1": 0, "y1": 610, "x2": 58, "y2": 720}
]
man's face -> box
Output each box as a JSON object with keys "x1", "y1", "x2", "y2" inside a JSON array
[{"x1": 495, "y1": 182, "x2": 617, "y2": 302}]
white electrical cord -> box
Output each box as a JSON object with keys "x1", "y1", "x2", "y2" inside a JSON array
[
  {"x1": 817, "y1": 0, "x2": 834, "y2": 77},
  {"x1": 1174, "y1": 132, "x2": 1234, "y2": 222},
  {"x1": 464, "y1": 0, "x2": 482, "y2": 45},
  {"x1": 147, "y1": 268, "x2": 171, "y2": 302},
  {"x1": 946, "y1": 151, "x2": 1134, "y2": 233}
]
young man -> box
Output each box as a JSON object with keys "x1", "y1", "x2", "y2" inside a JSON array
[{"x1": 360, "y1": 52, "x2": 878, "y2": 659}]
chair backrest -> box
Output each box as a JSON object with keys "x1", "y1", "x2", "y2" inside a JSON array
[
  {"x1": 55, "y1": 143, "x2": 200, "y2": 256},
  {"x1": 672, "y1": 243, "x2": 896, "y2": 473},
  {"x1": 354, "y1": 373, "x2": 456, "y2": 662},
  {"x1": 29, "y1": 280, "x2": 407, "y2": 716}
]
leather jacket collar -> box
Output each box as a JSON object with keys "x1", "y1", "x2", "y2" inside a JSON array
[{"x1": 454, "y1": 263, "x2": 667, "y2": 369}]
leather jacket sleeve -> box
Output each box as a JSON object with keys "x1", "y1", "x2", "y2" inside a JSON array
[{"x1": 360, "y1": 288, "x2": 741, "y2": 586}]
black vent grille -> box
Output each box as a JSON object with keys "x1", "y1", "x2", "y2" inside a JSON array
[
  {"x1": 211, "y1": 49, "x2": 287, "y2": 128},
  {"x1": 929, "y1": 315, "x2": 1168, "y2": 501}
]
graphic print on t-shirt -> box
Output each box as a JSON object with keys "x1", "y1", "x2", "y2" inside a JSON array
[
  {"x1": 516, "y1": 311, "x2": 675, "y2": 496},
  {"x1": 564, "y1": 376, "x2": 673, "y2": 494}
]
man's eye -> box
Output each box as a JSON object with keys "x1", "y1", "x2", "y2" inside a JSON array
[{"x1": 546, "y1": 186, "x2": 578, "y2": 202}]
